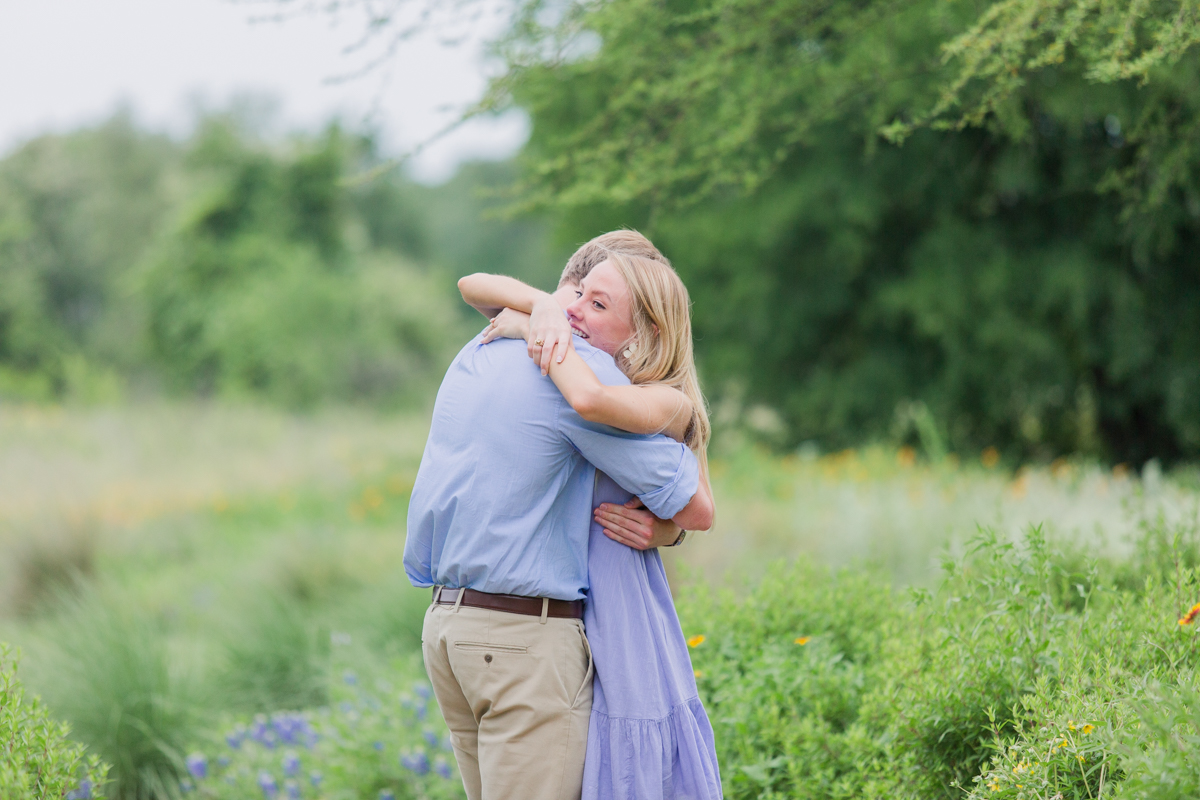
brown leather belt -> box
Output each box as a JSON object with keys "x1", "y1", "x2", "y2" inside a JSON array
[{"x1": 432, "y1": 587, "x2": 584, "y2": 620}]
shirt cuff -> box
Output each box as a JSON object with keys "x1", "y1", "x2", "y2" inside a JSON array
[{"x1": 638, "y1": 446, "x2": 700, "y2": 520}]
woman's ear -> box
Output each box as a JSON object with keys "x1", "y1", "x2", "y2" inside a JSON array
[{"x1": 651, "y1": 323, "x2": 659, "y2": 337}]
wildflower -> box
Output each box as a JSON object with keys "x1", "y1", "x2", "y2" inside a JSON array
[
  {"x1": 285, "y1": 780, "x2": 300, "y2": 800},
  {"x1": 343, "y1": 670, "x2": 358, "y2": 686},
  {"x1": 694, "y1": 669, "x2": 703, "y2": 678},
  {"x1": 687, "y1": 635, "x2": 706, "y2": 648},
  {"x1": 1068, "y1": 721, "x2": 1076, "y2": 730},
  {"x1": 794, "y1": 637, "x2": 810, "y2": 645},
  {"x1": 374, "y1": 741, "x2": 385, "y2": 751},
  {"x1": 434, "y1": 757, "x2": 453, "y2": 779},
  {"x1": 282, "y1": 751, "x2": 300, "y2": 777},
  {"x1": 981, "y1": 447, "x2": 1000, "y2": 468},
  {"x1": 1081, "y1": 724, "x2": 1095, "y2": 734},
  {"x1": 66, "y1": 780, "x2": 93, "y2": 800},
  {"x1": 309, "y1": 771, "x2": 323, "y2": 788},
  {"x1": 186, "y1": 753, "x2": 208, "y2": 780},
  {"x1": 180, "y1": 779, "x2": 193, "y2": 794},
  {"x1": 987, "y1": 782, "x2": 1000, "y2": 791},
  {"x1": 1179, "y1": 602, "x2": 1200, "y2": 625},
  {"x1": 258, "y1": 771, "x2": 279, "y2": 799},
  {"x1": 379, "y1": 791, "x2": 396, "y2": 800},
  {"x1": 424, "y1": 729, "x2": 440, "y2": 748},
  {"x1": 218, "y1": 756, "x2": 231, "y2": 767},
  {"x1": 401, "y1": 751, "x2": 431, "y2": 775},
  {"x1": 897, "y1": 446, "x2": 916, "y2": 468},
  {"x1": 414, "y1": 682, "x2": 433, "y2": 700}
]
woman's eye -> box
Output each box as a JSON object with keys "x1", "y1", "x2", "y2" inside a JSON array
[
  {"x1": 593, "y1": 301, "x2": 605, "y2": 310},
  {"x1": 574, "y1": 291, "x2": 582, "y2": 298}
]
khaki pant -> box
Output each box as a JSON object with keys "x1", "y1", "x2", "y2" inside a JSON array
[{"x1": 421, "y1": 602, "x2": 594, "y2": 800}]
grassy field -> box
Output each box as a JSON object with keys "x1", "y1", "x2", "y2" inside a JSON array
[{"x1": 3, "y1": 401, "x2": 1199, "y2": 799}]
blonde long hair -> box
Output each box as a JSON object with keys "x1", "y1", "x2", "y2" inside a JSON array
[{"x1": 604, "y1": 252, "x2": 711, "y2": 475}]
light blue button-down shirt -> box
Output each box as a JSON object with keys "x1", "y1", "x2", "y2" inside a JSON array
[{"x1": 404, "y1": 334, "x2": 700, "y2": 601}]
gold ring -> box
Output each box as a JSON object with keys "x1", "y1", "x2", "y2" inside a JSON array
[{"x1": 535, "y1": 338, "x2": 545, "y2": 347}]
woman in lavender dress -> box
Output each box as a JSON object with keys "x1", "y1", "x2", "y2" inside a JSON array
[{"x1": 460, "y1": 250, "x2": 722, "y2": 800}]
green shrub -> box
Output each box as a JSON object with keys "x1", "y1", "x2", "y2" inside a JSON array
[
  {"x1": 219, "y1": 595, "x2": 330, "y2": 714},
  {"x1": 0, "y1": 643, "x2": 108, "y2": 799},
  {"x1": 680, "y1": 517, "x2": 1200, "y2": 799}
]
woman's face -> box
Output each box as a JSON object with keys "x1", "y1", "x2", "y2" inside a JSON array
[{"x1": 565, "y1": 260, "x2": 635, "y2": 357}]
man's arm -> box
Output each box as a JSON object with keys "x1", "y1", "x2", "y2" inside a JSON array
[{"x1": 560, "y1": 406, "x2": 704, "y2": 528}]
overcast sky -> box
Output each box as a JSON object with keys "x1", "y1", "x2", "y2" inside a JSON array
[{"x1": 0, "y1": 0, "x2": 527, "y2": 183}]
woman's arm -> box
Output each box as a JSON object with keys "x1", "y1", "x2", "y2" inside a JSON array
[
  {"x1": 461, "y1": 273, "x2": 572, "y2": 373},
  {"x1": 547, "y1": 350, "x2": 694, "y2": 441},
  {"x1": 457, "y1": 273, "x2": 547, "y2": 318}
]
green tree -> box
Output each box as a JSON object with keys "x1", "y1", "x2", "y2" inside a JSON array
[{"x1": 487, "y1": 0, "x2": 1200, "y2": 462}]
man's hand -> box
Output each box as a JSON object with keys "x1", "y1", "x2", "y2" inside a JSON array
[
  {"x1": 594, "y1": 498, "x2": 681, "y2": 550},
  {"x1": 529, "y1": 295, "x2": 573, "y2": 375}
]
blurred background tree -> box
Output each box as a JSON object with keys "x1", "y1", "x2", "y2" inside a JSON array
[{"x1": 478, "y1": 0, "x2": 1200, "y2": 464}]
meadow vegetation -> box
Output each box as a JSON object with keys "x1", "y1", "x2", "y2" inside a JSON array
[{"x1": 2, "y1": 403, "x2": 1200, "y2": 798}]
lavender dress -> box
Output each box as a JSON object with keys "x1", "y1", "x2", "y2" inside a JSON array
[{"x1": 581, "y1": 472, "x2": 723, "y2": 800}]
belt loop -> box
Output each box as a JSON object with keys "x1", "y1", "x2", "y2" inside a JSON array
[
  {"x1": 433, "y1": 585, "x2": 443, "y2": 604},
  {"x1": 540, "y1": 597, "x2": 549, "y2": 625},
  {"x1": 453, "y1": 588, "x2": 465, "y2": 613}
]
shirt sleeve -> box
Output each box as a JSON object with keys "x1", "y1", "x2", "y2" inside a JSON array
[{"x1": 558, "y1": 404, "x2": 700, "y2": 520}]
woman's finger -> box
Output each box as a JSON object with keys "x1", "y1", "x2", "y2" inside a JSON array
[{"x1": 540, "y1": 333, "x2": 561, "y2": 375}]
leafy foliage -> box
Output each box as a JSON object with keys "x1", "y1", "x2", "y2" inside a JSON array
[
  {"x1": 491, "y1": 0, "x2": 1200, "y2": 463},
  {"x1": 1, "y1": 644, "x2": 108, "y2": 800},
  {"x1": 678, "y1": 516, "x2": 1200, "y2": 798}
]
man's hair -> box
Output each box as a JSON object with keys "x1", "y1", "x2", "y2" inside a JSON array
[{"x1": 558, "y1": 230, "x2": 670, "y2": 288}]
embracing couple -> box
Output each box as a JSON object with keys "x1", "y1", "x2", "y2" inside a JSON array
[{"x1": 404, "y1": 230, "x2": 722, "y2": 800}]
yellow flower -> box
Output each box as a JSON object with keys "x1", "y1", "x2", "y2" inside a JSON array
[
  {"x1": 1081, "y1": 724, "x2": 1094, "y2": 734},
  {"x1": 1068, "y1": 721, "x2": 1076, "y2": 730},
  {"x1": 694, "y1": 669, "x2": 703, "y2": 678},
  {"x1": 794, "y1": 636, "x2": 811, "y2": 645},
  {"x1": 687, "y1": 635, "x2": 706, "y2": 648},
  {"x1": 1179, "y1": 602, "x2": 1200, "y2": 625}
]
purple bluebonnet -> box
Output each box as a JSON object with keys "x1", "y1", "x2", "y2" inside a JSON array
[
  {"x1": 179, "y1": 779, "x2": 194, "y2": 794},
  {"x1": 284, "y1": 779, "x2": 301, "y2": 800},
  {"x1": 186, "y1": 753, "x2": 208, "y2": 780},
  {"x1": 373, "y1": 741, "x2": 384, "y2": 751},
  {"x1": 226, "y1": 729, "x2": 245, "y2": 750},
  {"x1": 252, "y1": 715, "x2": 279, "y2": 748},
  {"x1": 401, "y1": 751, "x2": 430, "y2": 776},
  {"x1": 423, "y1": 729, "x2": 439, "y2": 748},
  {"x1": 282, "y1": 751, "x2": 300, "y2": 777},
  {"x1": 434, "y1": 757, "x2": 453, "y2": 780},
  {"x1": 339, "y1": 701, "x2": 355, "y2": 715},
  {"x1": 66, "y1": 779, "x2": 93, "y2": 799},
  {"x1": 258, "y1": 771, "x2": 279, "y2": 799},
  {"x1": 413, "y1": 682, "x2": 432, "y2": 700},
  {"x1": 218, "y1": 755, "x2": 231, "y2": 767},
  {"x1": 379, "y1": 791, "x2": 396, "y2": 800},
  {"x1": 343, "y1": 670, "x2": 358, "y2": 686},
  {"x1": 414, "y1": 703, "x2": 427, "y2": 722},
  {"x1": 309, "y1": 771, "x2": 323, "y2": 788}
]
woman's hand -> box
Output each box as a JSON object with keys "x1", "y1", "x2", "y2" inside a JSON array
[
  {"x1": 528, "y1": 295, "x2": 573, "y2": 376},
  {"x1": 480, "y1": 307, "x2": 530, "y2": 344},
  {"x1": 594, "y1": 498, "x2": 682, "y2": 550}
]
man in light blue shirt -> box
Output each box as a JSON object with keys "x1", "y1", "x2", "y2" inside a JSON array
[{"x1": 406, "y1": 250, "x2": 708, "y2": 800}]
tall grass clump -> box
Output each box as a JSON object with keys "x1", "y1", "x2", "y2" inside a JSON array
[
  {"x1": 32, "y1": 592, "x2": 200, "y2": 800},
  {"x1": 679, "y1": 517, "x2": 1200, "y2": 799},
  {"x1": 1, "y1": 643, "x2": 108, "y2": 799},
  {"x1": 218, "y1": 594, "x2": 330, "y2": 713}
]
